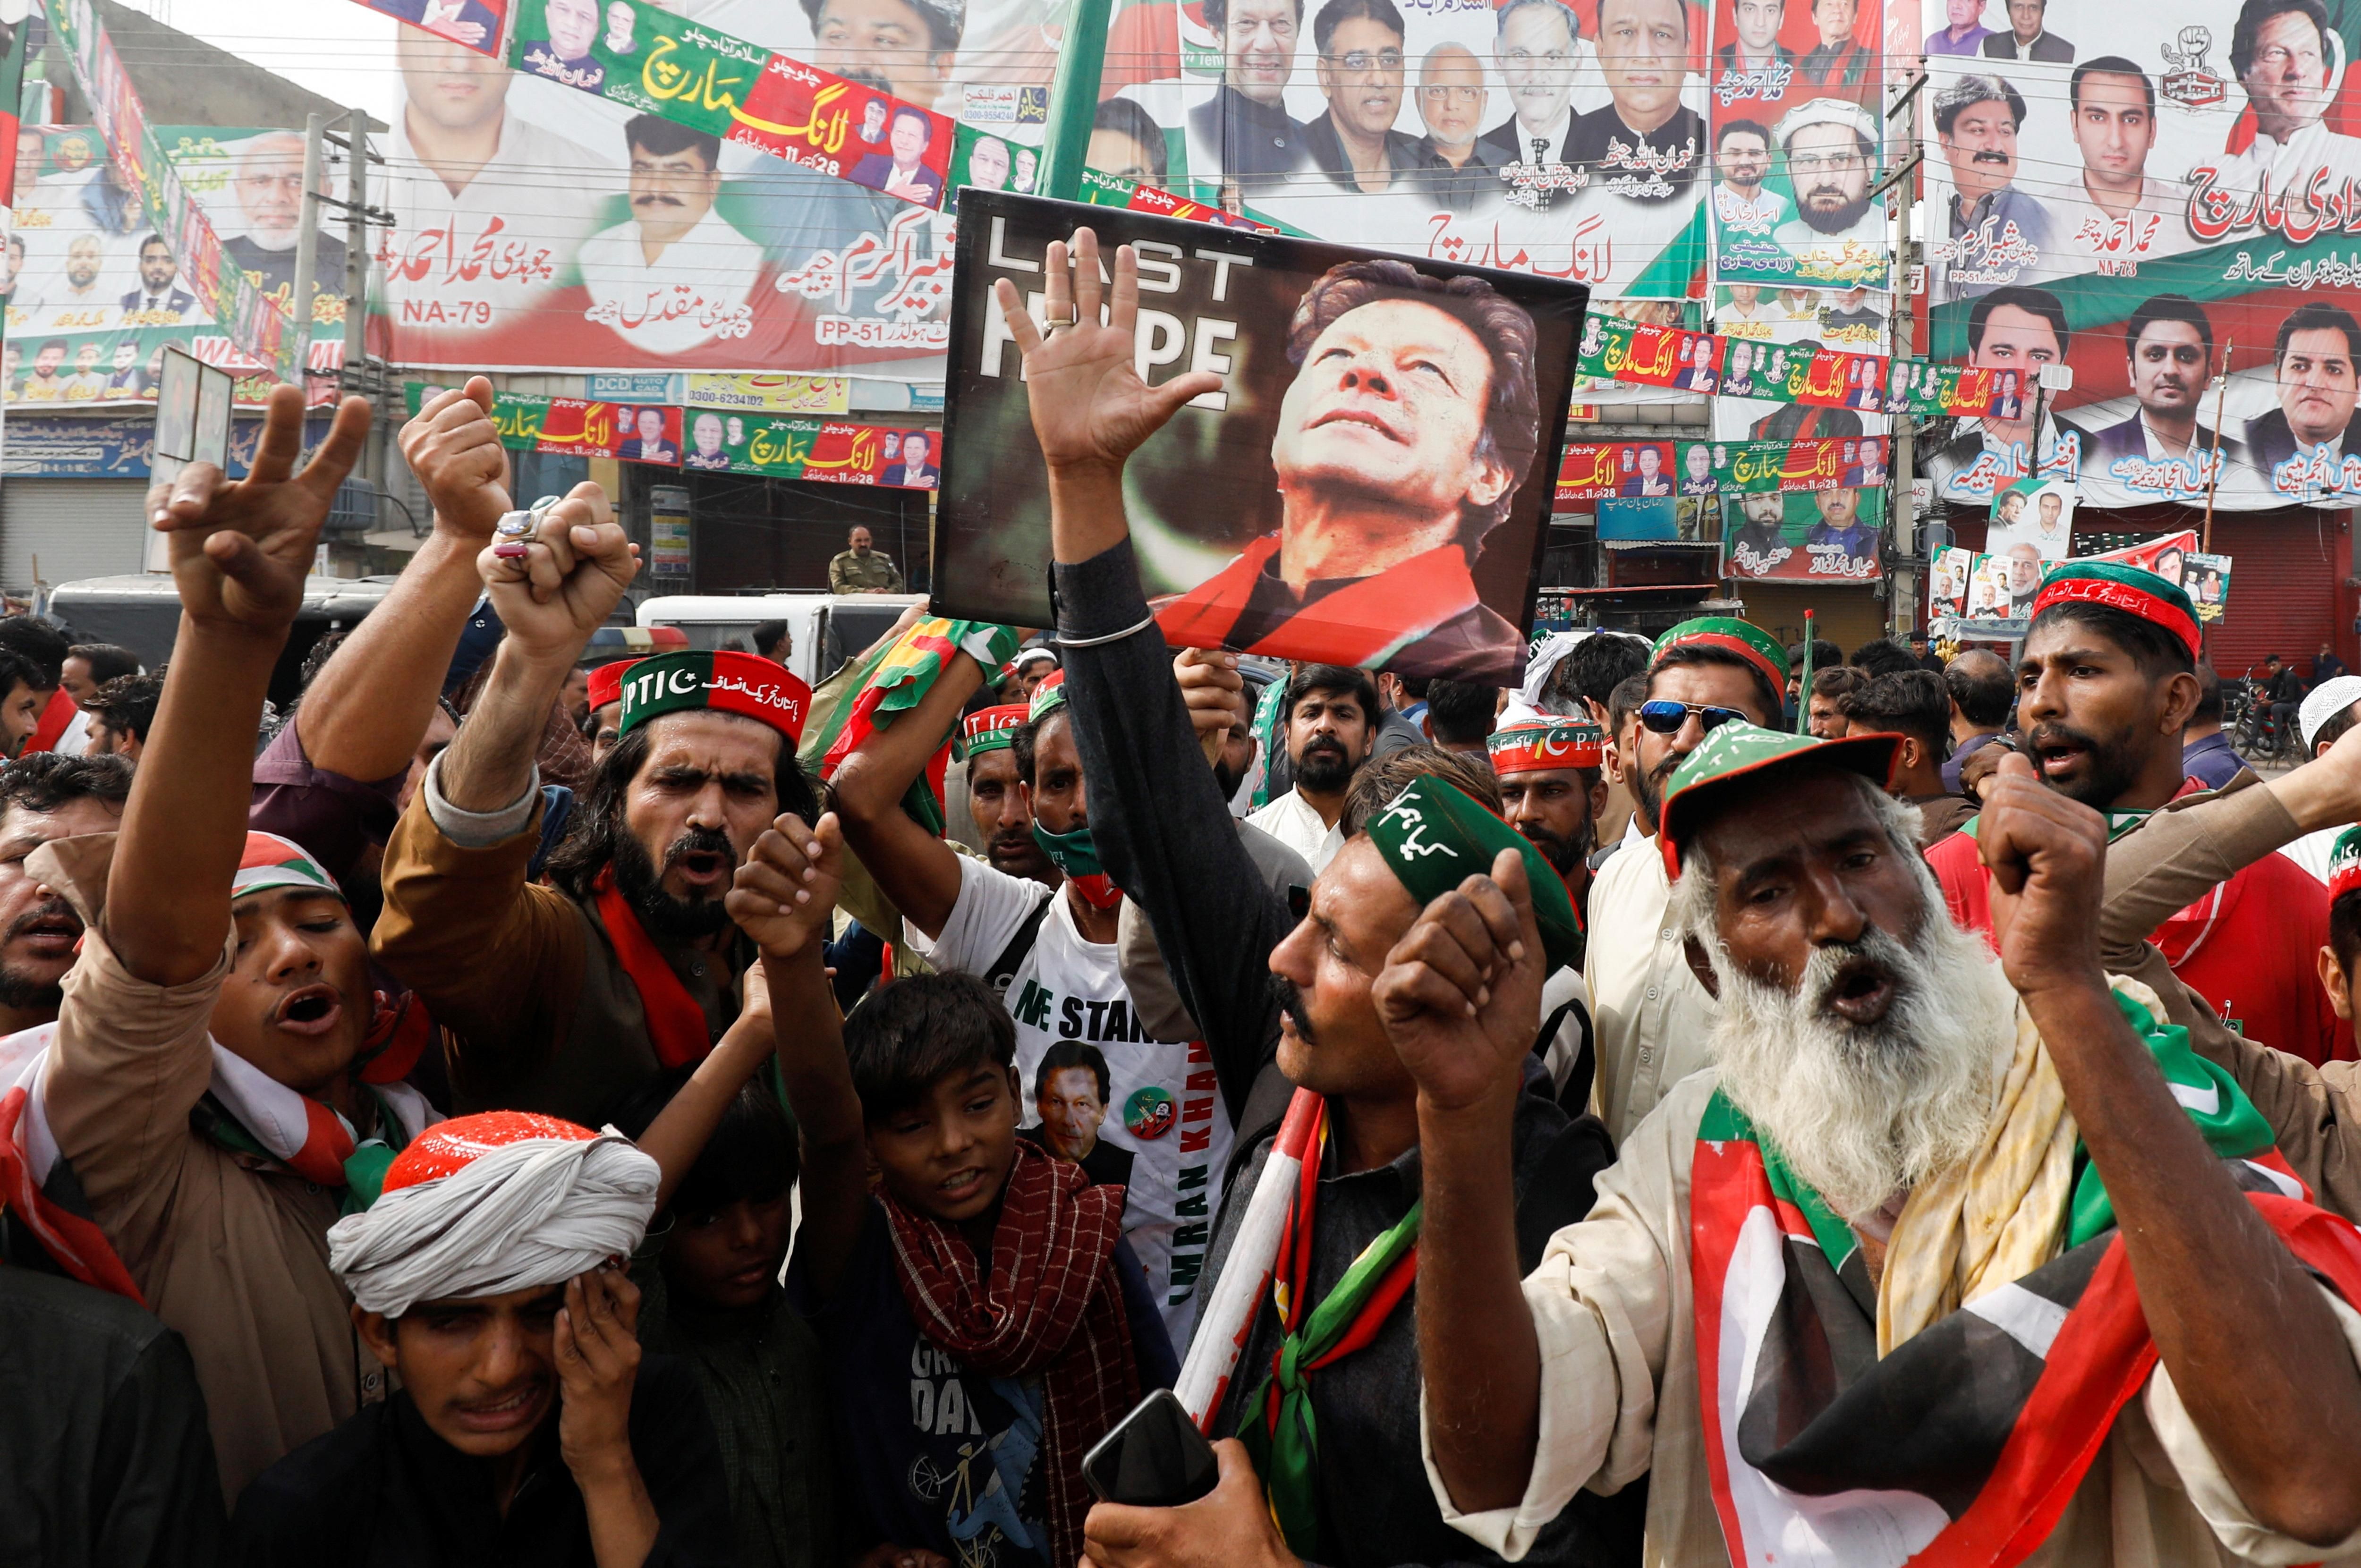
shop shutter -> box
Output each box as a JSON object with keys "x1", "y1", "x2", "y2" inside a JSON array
[
  {"x1": 2202, "y1": 511, "x2": 2342, "y2": 683},
  {"x1": 0, "y1": 479, "x2": 150, "y2": 593}
]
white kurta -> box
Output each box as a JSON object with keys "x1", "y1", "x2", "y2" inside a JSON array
[{"x1": 1246, "y1": 788, "x2": 1346, "y2": 875}]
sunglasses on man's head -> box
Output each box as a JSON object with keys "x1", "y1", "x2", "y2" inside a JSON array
[{"x1": 1638, "y1": 700, "x2": 1750, "y2": 736}]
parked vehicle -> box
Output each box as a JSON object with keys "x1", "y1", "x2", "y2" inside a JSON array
[
  {"x1": 635, "y1": 593, "x2": 929, "y2": 687},
  {"x1": 50, "y1": 573, "x2": 400, "y2": 708}
]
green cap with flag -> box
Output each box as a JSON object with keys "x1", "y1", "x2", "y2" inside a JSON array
[
  {"x1": 1362, "y1": 774, "x2": 1581, "y2": 973},
  {"x1": 1650, "y1": 616, "x2": 1790, "y2": 694},
  {"x1": 1657, "y1": 722, "x2": 1902, "y2": 878},
  {"x1": 2029, "y1": 561, "x2": 2201, "y2": 660},
  {"x1": 2331, "y1": 826, "x2": 2361, "y2": 905}
]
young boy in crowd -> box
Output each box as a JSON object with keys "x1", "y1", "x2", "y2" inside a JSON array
[
  {"x1": 230, "y1": 1111, "x2": 734, "y2": 1564},
  {"x1": 724, "y1": 810, "x2": 1176, "y2": 1568},
  {"x1": 611, "y1": 1016, "x2": 840, "y2": 1568}
]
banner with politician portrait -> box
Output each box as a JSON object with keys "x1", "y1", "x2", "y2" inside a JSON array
[
  {"x1": 934, "y1": 193, "x2": 1589, "y2": 683},
  {"x1": 1719, "y1": 484, "x2": 1885, "y2": 579},
  {"x1": 1917, "y1": 0, "x2": 2361, "y2": 509},
  {"x1": 1704, "y1": 0, "x2": 1889, "y2": 287},
  {"x1": 313, "y1": 0, "x2": 1060, "y2": 375},
  {"x1": 1088, "y1": 0, "x2": 1709, "y2": 304}
]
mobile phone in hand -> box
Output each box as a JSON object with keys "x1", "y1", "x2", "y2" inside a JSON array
[{"x1": 1081, "y1": 1390, "x2": 1219, "y2": 1507}]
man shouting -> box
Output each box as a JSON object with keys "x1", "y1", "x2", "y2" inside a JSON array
[
  {"x1": 376, "y1": 506, "x2": 818, "y2": 1124},
  {"x1": 1401, "y1": 724, "x2": 2361, "y2": 1564}
]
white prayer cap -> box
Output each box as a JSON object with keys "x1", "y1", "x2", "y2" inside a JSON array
[
  {"x1": 1774, "y1": 96, "x2": 1877, "y2": 149},
  {"x1": 327, "y1": 1112, "x2": 659, "y2": 1319},
  {"x1": 2302, "y1": 674, "x2": 2361, "y2": 750}
]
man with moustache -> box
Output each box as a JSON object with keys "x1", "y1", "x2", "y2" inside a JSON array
[
  {"x1": 802, "y1": 0, "x2": 962, "y2": 112},
  {"x1": 2081, "y1": 295, "x2": 2249, "y2": 479},
  {"x1": 1582, "y1": 617, "x2": 1784, "y2": 1142},
  {"x1": 222, "y1": 132, "x2": 346, "y2": 309},
  {"x1": 1934, "y1": 74, "x2": 2051, "y2": 302},
  {"x1": 2249, "y1": 301, "x2": 2361, "y2": 480},
  {"x1": 1980, "y1": 0, "x2": 2071, "y2": 59},
  {"x1": 575, "y1": 119, "x2": 766, "y2": 358},
  {"x1": 1489, "y1": 715, "x2": 1609, "y2": 915},
  {"x1": 1189, "y1": 0, "x2": 1314, "y2": 189},
  {"x1": 1561, "y1": 0, "x2": 1704, "y2": 203},
  {"x1": 1804, "y1": 485, "x2": 1874, "y2": 566},
  {"x1": 1770, "y1": 97, "x2": 1884, "y2": 257},
  {"x1": 1924, "y1": 0, "x2": 1991, "y2": 54},
  {"x1": 0, "y1": 757, "x2": 129, "y2": 1066},
  {"x1": 1411, "y1": 43, "x2": 1499, "y2": 212},
  {"x1": 1247, "y1": 666, "x2": 1380, "y2": 874},
  {"x1": 982, "y1": 253, "x2": 1639, "y2": 1561},
  {"x1": 1301, "y1": 0, "x2": 1419, "y2": 194},
  {"x1": 376, "y1": 495, "x2": 823, "y2": 1126},
  {"x1": 1712, "y1": 119, "x2": 1787, "y2": 233},
  {"x1": 1401, "y1": 720, "x2": 2361, "y2": 1566},
  {"x1": 1926, "y1": 563, "x2": 2339, "y2": 1066},
  {"x1": 1476, "y1": 0, "x2": 1608, "y2": 172},
  {"x1": 385, "y1": 31, "x2": 600, "y2": 336}
]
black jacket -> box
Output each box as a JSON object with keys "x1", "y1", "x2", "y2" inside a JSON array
[
  {"x1": 231, "y1": 1357, "x2": 733, "y2": 1568},
  {"x1": 0, "y1": 1268, "x2": 224, "y2": 1568}
]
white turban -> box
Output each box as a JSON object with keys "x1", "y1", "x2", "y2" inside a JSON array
[{"x1": 327, "y1": 1111, "x2": 660, "y2": 1318}]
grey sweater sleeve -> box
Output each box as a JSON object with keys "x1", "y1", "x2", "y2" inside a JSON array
[{"x1": 1054, "y1": 537, "x2": 1287, "y2": 1121}]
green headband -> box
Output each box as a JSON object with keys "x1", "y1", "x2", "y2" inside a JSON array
[
  {"x1": 1362, "y1": 775, "x2": 1580, "y2": 974},
  {"x1": 1657, "y1": 722, "x2": 1901, "y2": 878},
  {"x1": 1651, "y1": 616, "x2": 1790, "y2": 694}
]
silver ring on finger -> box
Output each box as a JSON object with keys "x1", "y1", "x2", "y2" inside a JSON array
[{"x1": 1042, "y1": 304, "x2": 1078, "y2": 329}]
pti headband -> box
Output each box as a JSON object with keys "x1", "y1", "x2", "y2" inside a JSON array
[
  {"x1": 1028, "y1": 669, "x2": 1069, "y2": 723},
  {"x1": 616, "y1": 650, "x2": 812, "y2": 745},
  {"x1": 2332, "y1": 827, "x2": 2361, "y2": 905},
  {"x1": 586, "y1": 659, "x2": 638, "y2": 713},
  {"x1": 2029, "y1": 563, "x2": 2201, "y2": 661},
  {"x1": 1651, "y1": 616, "x2": 1790, "y2": 695},
  {"x1": 1486, "y1": 719, "x2": 1605, "y2": 775},
  {"x1": 233, "y1": 831, "x2": 343, "y2": 904},
  {"x1": 1657, "y1": 722, "x2": 1901, "y2": 879},
  {"x1": 961, "y1": 703, "x2": 1028, "y2": 758},
  {"x1": 1362, "y1": 775, "x2": 1580, "y2": 973}
]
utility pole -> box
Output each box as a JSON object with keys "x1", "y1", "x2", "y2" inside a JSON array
[
  {"x1": 289, "y1": 113, "x2": 325, "y2": 393},
  {"x1": 341, "y1": 106, "x2": 374, "y2": 481},
  {"x1": 1871, "y1": 69, "x2": 1923, "y2": 635}
]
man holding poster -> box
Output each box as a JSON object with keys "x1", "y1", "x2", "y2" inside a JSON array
[{"x1": 1151, "y1": 257, "x2": 1541, "y2": 677}]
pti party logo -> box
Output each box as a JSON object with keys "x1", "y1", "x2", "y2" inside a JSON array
[
  {"x1": 1124, "y1": 1086, "x2": 1177, "y2": 1141},
  {"x1": 2159, "y1": 28, "x2": 2228, "y2": 109}
]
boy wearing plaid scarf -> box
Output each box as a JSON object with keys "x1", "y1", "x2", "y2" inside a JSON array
[{"x1": 727, "y1": 807, "x2": 1177, "y2": 1568}]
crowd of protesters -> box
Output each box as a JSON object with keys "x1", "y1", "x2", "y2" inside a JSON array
[{"x1": 17, "y1": 231, "x2": 2361, "y2": 1568}]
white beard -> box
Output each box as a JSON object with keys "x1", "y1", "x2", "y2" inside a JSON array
[{"x1": 1701, "y1": 894, "x2": 2018, "y2": 1220}]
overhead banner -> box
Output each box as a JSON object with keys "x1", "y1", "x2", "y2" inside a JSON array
[
  {"x1": 934, "y1": 192, "x2": 1589, "y2": 683},
  {"x1": 1557, "y1": 432, "x2": 1890, "y2": 500},
  {"x1": 403, "y1": 381, "x2": 684, "y2": 462},
  {"x1": 1088, "y1": 0, "x2": 1708, "y2": 301},
  {"x1": 1916, "y1": 0, "x2": 2361, "y2": 509},
  {"x1": 1578, "y1": 310, "x2": 2021, "y2": 414},
  {"x1": 318, "y1": 0, "x2": 1061, "y2": 376},
  {"x1": 679, "y1": 407, "x2": 940, "y2": 486},
  {"x1": 41, "y1": 0, "x2": 299, "y2": 381},
  {"x1": 5, "y1": 128, "x2": 296, "y2": 408}
]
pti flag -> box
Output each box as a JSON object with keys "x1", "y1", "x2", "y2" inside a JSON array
[{"x1": 934, "y1": 191, "x2": 1590, "y2": 685}]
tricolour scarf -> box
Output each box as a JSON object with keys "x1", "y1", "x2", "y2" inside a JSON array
[
  {"x1": 884, "y1": 1136, "x2": 1137, "y2": 1568},
  {"x1": 1690, "y1": 977, "x2": 2361, "y2": 1568},
  {"x1": 0, "y1": 1009, "x2": 438, "y2": 1303},
  {"x1": 594, "y1": 868, "x2": 716, "y2": 1071},
  {"x1": 1235, "y1": 1099, "x2": 1420, "y2": 1560},
  {"x1": 1154, "y1": 536, "x2": 1482, "y2": 670}
]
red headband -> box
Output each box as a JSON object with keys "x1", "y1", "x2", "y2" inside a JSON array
[
  {"x1": 2029, "y1": 576, "x2": 2201, "y2": 660},
  {"x1": 587, "y1": 660, "x2": 638, "y2": 712}
]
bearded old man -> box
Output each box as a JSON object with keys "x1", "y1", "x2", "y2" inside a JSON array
[{"x1": 1364, "y1": 726, "x2": 2361, "y2": 1567}]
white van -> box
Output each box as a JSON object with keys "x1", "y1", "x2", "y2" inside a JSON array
[{"x1": 635, "y1": 593, "x2": 929, "y2": 687}]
